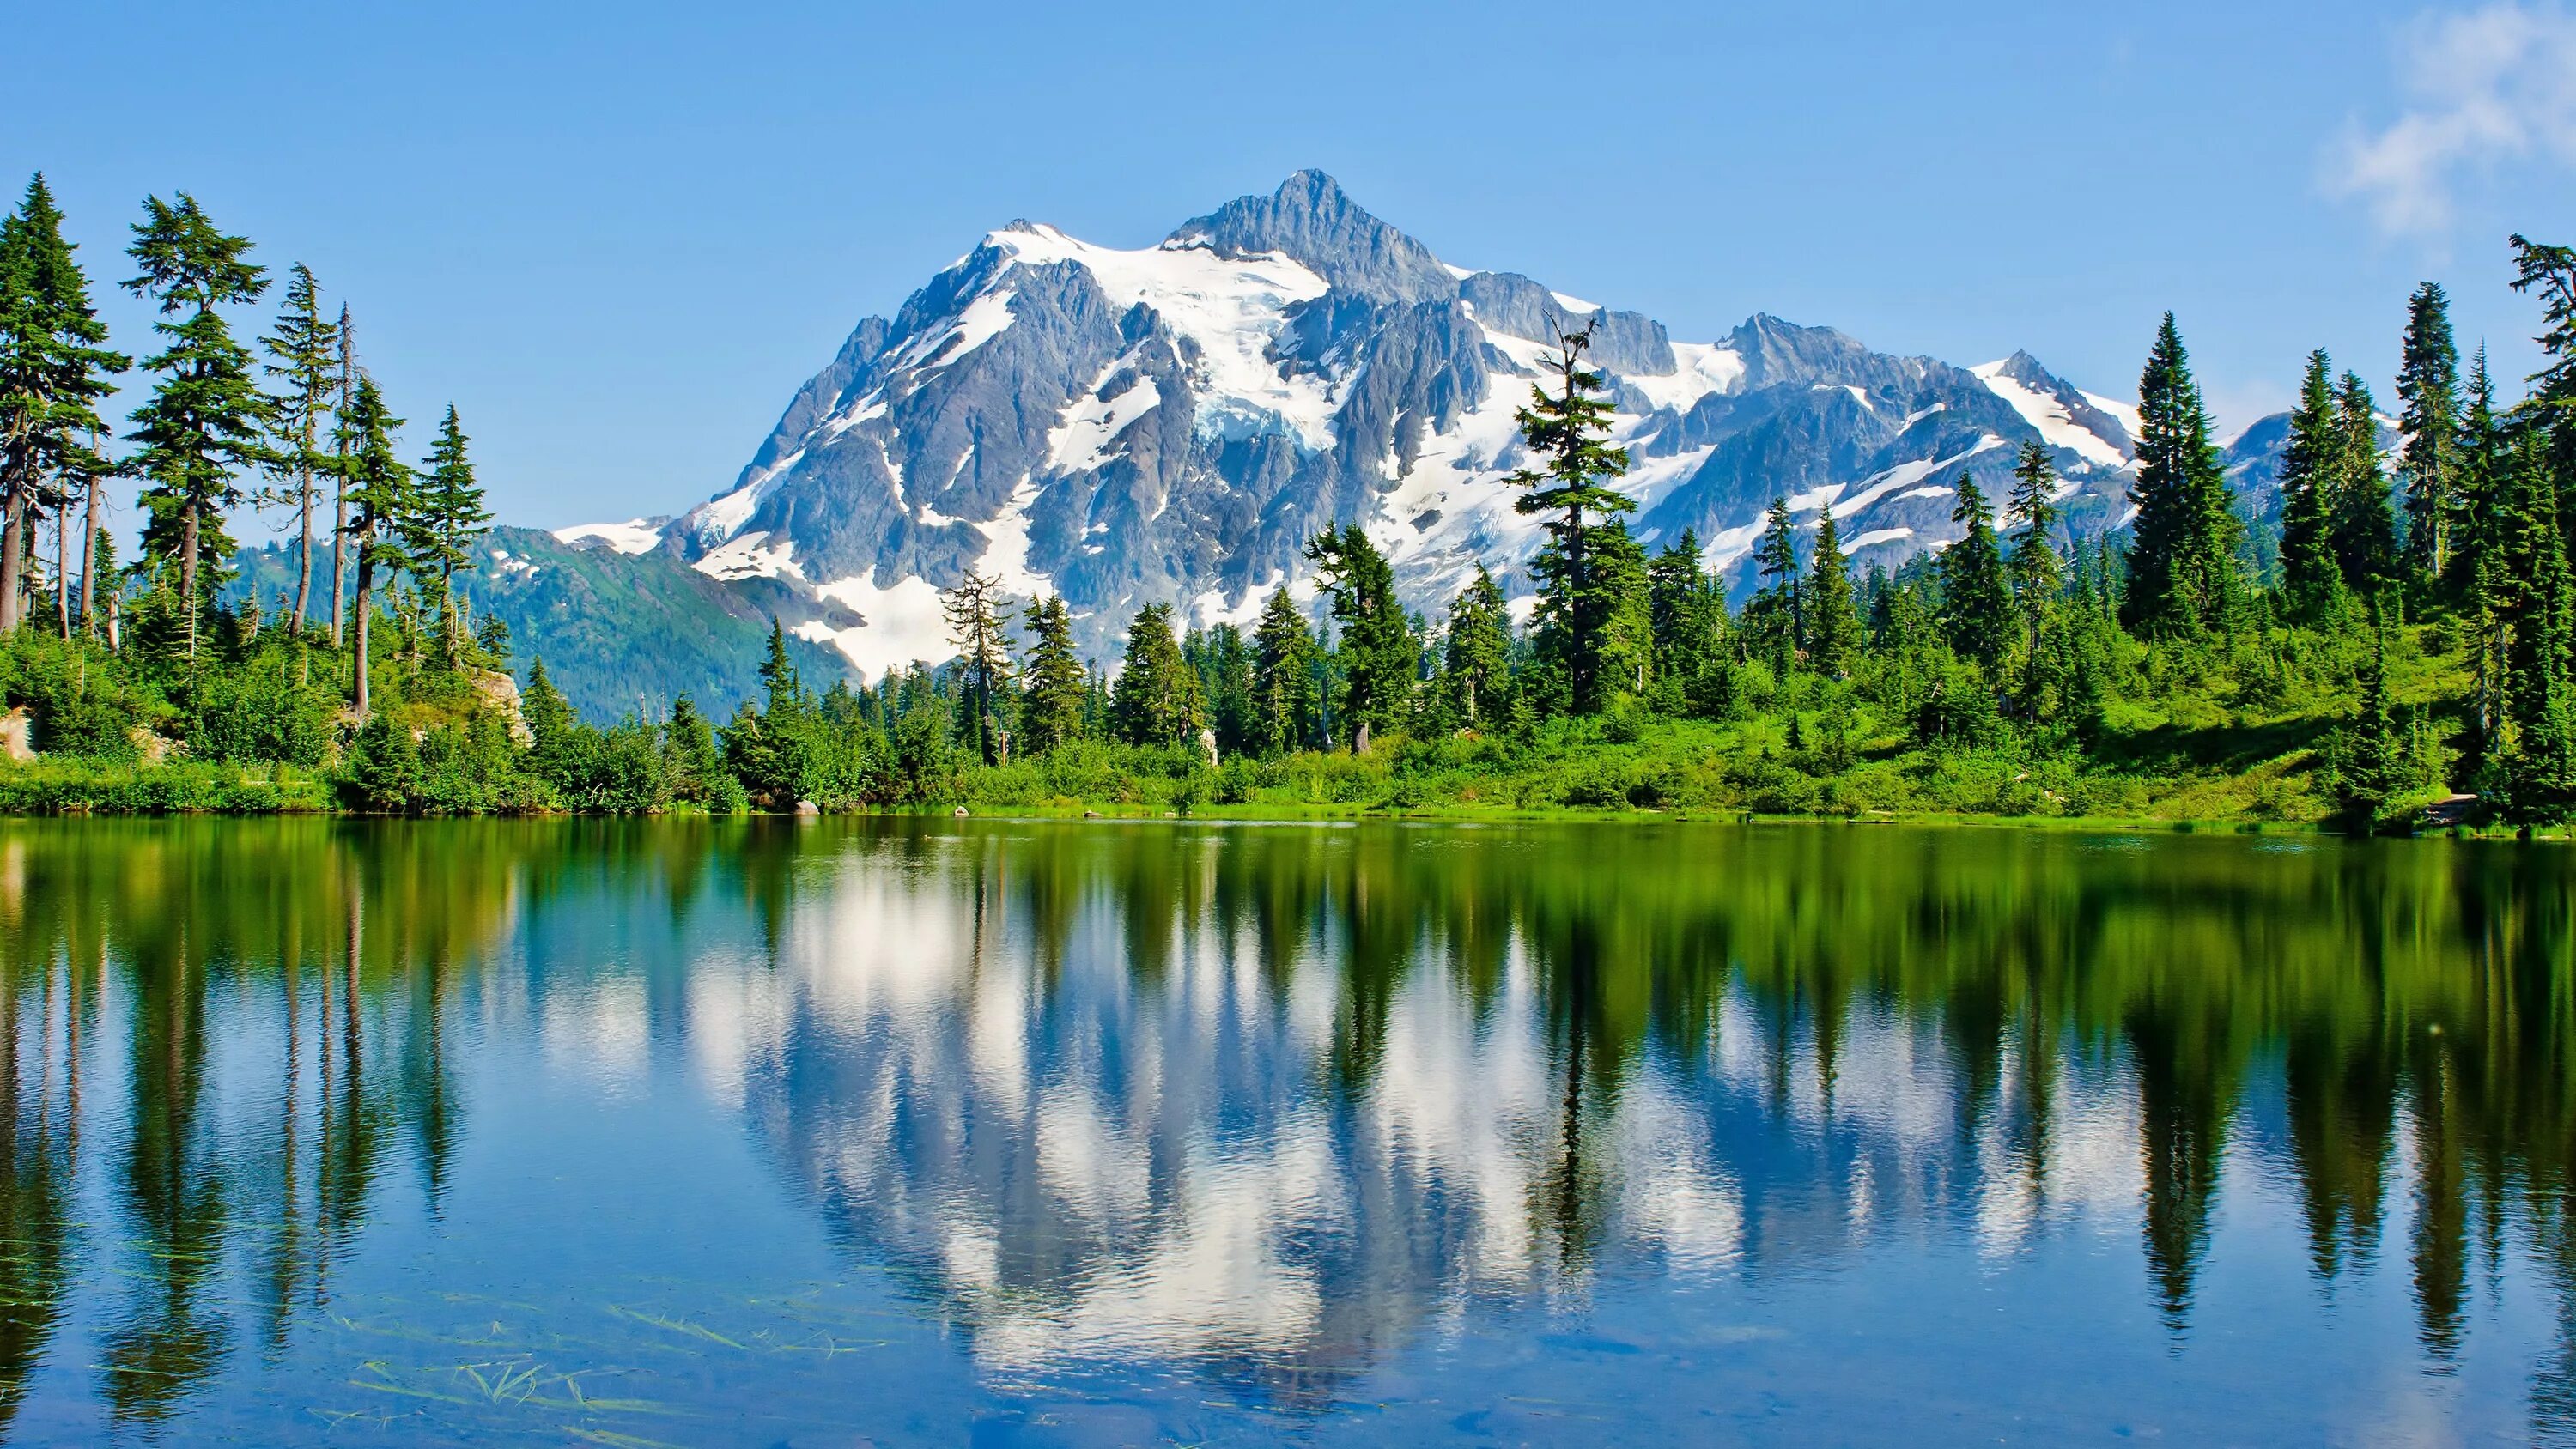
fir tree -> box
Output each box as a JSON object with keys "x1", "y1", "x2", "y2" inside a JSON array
[
  {"x1": 1646, "y1": 530, "x2": 1705, "y2": 665},
  {"x1": 335, "y1": 373, "x2": 410, "y2": 718},
  {"x1": 1940, "y1": 475, "x2": 2012, "y2": 677},
  {"x1": 1806, "y1": 507, "x2": 1861, "y2": 677},
  {"x1": 331, "y1": 305, "x2": 354, "y2": 646},
  {"x1": 1303, "y1": 524, "x2": 1415, "y2": 747},
  {"x1": 1748, "y1": 495, "x2": 1800, "y2": 670},
  {"x1": 1112, "y1": 603, "x2": 1200, "y2": 748},
  {"x1": 1505, "y1": 321, "x2": 1633, "y2": 713},
  {"x1": 2504, "y1": 453, "x2": 2576, "y2": 823},
  {"x1": 258, "y1": 263, "x2": 337, "y2": 636},
  {"x1": 2508, "y1": 234, "x2": 2576, "y2": 512},
  {"x1": 2330, "y1": 621, "x2": 2406, "y2": 825},
  {"x1": 2457, "y1": 350, "x2": 2512, "y2": 763},
  {"x1": 1017, "y1": 595, "x2": 1088, "y2": 755},
  {"x1": 2396, "y1": 282, "x2": 2462, "y2": 586},
  {"x1": 2331, "y1": 372, "x2": 2397, "y2": 599},
  {"x1": 1584, "y1": 519, "x2": 1655, "y2": 700},
  {"x1": 1188, "y1": 622, "x2": 1255, "y2": 757},
  {"x1": 2006, "y1": 441, "x2": 2067, "y2": 702},
  {"x1": 2123, "y1": 313, "x2": 2237, "y2": 636},
  {"x1": 1443, "y1": 565, "x2": 1512, "y2": 730},
  {"x1": 408, "y1": 404, "x2": 490, "y2": 656},
  {"x1": 2277, "y1": 349, "x2": 2346, "y2": 619},
  {"x1": 1250, "y1": 586, "x2": 1322, "y2": 754},
  {"x1": 0, "y1": 175, "x2": 127, "y2": 637},
  {"x1": 939, "y1": 571, "x2": 1012, "y2": 766},
  {"x1": 119, "y1": 192, "x2": 272, "y2": 662}
]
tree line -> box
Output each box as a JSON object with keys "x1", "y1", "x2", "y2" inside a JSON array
[{"x1": 9, "y1": 166, "x2": 2576, "y2": 825}]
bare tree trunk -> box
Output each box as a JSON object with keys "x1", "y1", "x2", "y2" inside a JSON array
[
  {"x1": 181, "y1": 502, "x2": 201, "y2": 663},
  {"x1": 78, "y1": 470, "x2": 100, "y2": 637},
  {"x1": 0, "y1": 487, "x2": 23, "y2": 635},
  {"x1": 295, "y1": 464, "x2": 313, "y2": 637},
  {"x1": 53, "y1": 502, "x2": 70, "y2": 637},
  {"x1": 353, "y1": 547, "x2": 374, "y2": 719}
]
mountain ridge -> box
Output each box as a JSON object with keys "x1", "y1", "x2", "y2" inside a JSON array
[{"x1": 567, "y1": 171, "x2": 2287, "y2": 676}]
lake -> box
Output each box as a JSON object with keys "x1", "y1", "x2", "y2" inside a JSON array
[{"x1": 0, "y1": 816, "x2": 2567, "y2": 1445}]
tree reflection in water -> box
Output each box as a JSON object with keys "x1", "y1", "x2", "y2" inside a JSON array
[{"x1": 0, "y1": 818, "x2": 2566, "y2": 1438}]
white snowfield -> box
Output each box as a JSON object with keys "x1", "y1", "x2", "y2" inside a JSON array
[{"x1": 568, "y1": 218, "x2": 2141, "y2": 680}]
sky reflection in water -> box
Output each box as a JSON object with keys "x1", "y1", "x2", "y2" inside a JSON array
[{"x1": 0, "y1": 816, "x2": 2566, "y2": 1445}]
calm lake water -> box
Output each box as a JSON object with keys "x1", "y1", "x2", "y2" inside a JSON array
[{"x1": 0, "y1": 818, "x2": 2568, "y2": 1445}]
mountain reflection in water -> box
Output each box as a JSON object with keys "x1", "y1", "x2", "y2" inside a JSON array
[{"x1": 0, "y1": 817, "x2": 2568, "y2": 1444}]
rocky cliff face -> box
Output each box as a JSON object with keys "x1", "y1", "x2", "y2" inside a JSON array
[{"x1": 580, "y1": 172, "x2": 2173, "y2": 671}]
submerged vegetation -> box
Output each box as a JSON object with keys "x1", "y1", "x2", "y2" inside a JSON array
[{"x1": 4, "y1": 173, "x2": 2576, "y2": 829}]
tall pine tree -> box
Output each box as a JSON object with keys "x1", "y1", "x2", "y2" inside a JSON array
[
  {"x1": 939, "y1": 571, "x2": 1012, "y2": 766},
  {"x1": 2277, "y1": 349, "x2": 2346, "y2": 619},
  {"x1": 1806, "y1": 507, "x2": 1860, "y2": 678},
  {"x1": 120, "y1": 193, "x2": 272, "y2": 661},
  {"x1": 2396, "y1": 282, "x2": 2462, "y2": 586},
  {"x1": 2123, "y1": 313, "x2": 2237, "y2": 636},
  {"x1": 1941, "y1": 475, "x2": 2013, "y2": 677},
  {"x1": 1443, "y1": 565, "x2": 1513, "y2": 730},
  {"x1": 1250, "y1": 587, "x2": 1322, "y2": 754},
  {"x1": 0, "y1": 175, "x2": 127, "y2": 637},
  {"x1": 2331, "y1": 372, "x2": 2397, "y2": 600},
  {"x1": 1111, "y1": 603, "x2": 1200, "y2": 748},
  {"x1": 258, "y1": 263, "x2": 337, "y2": 637},
  {"x1": 2006, "y1": 440, "x2": 2066, "y2": 699},
  {"x1": 408, "y1": 403, "x2": 491, "y2": 657},
  {"x1": 1017, "y1": 595, "x2": 1088, "y2": 755},
  {"x1": 1505, "y1": 321, "x2": 1633, "y2": 713},
  {"x1": 1303, "y1": 524, "x2": 1415, "y2": 747},
  {"x1": 1748, "y1": 495, "x2": 1800, "y2": 671},
  {"x1": 337, "y1": 373, "x2": 410, "y2": 718}
]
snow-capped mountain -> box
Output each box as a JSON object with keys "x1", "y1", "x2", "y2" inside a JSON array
[{"x1": 568, "y1": 171, "x2": 2148, "y2": 675}]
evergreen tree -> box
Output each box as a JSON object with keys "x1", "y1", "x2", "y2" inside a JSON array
[
  {"x1": 2006, "y1": 441, "x2": 2067, "y2": 702},
  {"x1": 1188, "y1": 622, "x2": 1255, "y2": 758},
  {"x1": 335, "y1": 373, "x2": 410, "y2": 718},
  {"x1": 2277, "y1": 349, "x2": 2346, "y2": 619},
  {"x1": 1584, "y1": 518, "x2": 1655, "y2": 700},
  {"x1": 1017, "y1": 595, "x2": 1087, "y2": 755},
  {"x1": 0, "y1": 175, "x2": 127, "y2": 637},
  {"x1": 1111, "y1": 603, "x2": 1200, "y2": 748},
  {"x1": 2396, "y1": 282, "x2": 2463, "y2": 586},
  {"x1": 1647, "y1": 530, "x2": 1705, "y2": 665},
  {"x1": 119, "y1": 192, "x2": 272, "y2": 662},
  {"x1": 2331, "y1": 372, "x2": 2397, "y2": 599},
  {"x1": 1443, "y1": 565, "x2": 1513, "y2": 730},
  {"x1": 1748, "y1": 495, "x2": 1800, "y2": 670},
  {"x1": 2457, "y1": 350, "x2": 2512, "y2": 763},
  {"x1": 2508, "y1": 234, "x2": 2576, "y2": 514},
  {"x1": 2504, "y1": 453, "x2": 2576, "y2": 823},
  {"x1": 1303, "y1": 524, "x2": 1415, "y2": 746},
  {"x1": 1505, "y1": 321, "x2": 1633, "y2": 713},
  {"x1": 1940, "y1": 475, "x2": 2012, "y2": 677},
  {"x1": 258, "y1": 263, "x2": 337, "y2": 636},
  {"x1": 1250, "y1": 586, "x2": 1322, "y2": 755},
  {"x1": 939, "y1": 571, "x2": 1012, "y2": 766},
  {"x1": 1806, "y1": 507, "x2": 1861, "y2": 677},
  {"x1": 2330, "y1": 621, "x2": 2406, "y2": 824},
  {"x1": 409, "y1": 404, "x2": 490, "y2": 656},
  {"x1": 2123, "y1": 313, "x2": 2237, "y2": 636},
  {"x1": 521, "y1": 657, "x2": 579, "y2": 781},
  {"x1": 331, "y1": 305, "x2": 353, "y2": 646}
]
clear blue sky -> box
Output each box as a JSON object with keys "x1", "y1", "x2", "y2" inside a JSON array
[{"x1": 9, "y1": 0, "x2": 2573, "y2": 534}]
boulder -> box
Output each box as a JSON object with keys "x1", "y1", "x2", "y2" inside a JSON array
[{"x1": 0, "y1": 707, "x2": 33, "y2": 763}]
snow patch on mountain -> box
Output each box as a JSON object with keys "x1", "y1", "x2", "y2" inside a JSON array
[
  {"x1": 996, "y1": 223, "x2": 1339, "y2": 451},
  {"x1": 1972, "y1": 361, "x2": 2126, "y2": 469},
  {"x1": 554, "y1": 519, "x2": 667, "y2": 555}
]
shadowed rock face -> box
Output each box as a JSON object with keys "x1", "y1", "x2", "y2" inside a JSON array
[{"x1": 613, "y1": 172, "x2": 2185, "y2": 672}]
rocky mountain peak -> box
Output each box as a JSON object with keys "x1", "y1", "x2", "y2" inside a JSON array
[{"x1": 1166, "y1": 170, "x2": 1457, "y2": 306}]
